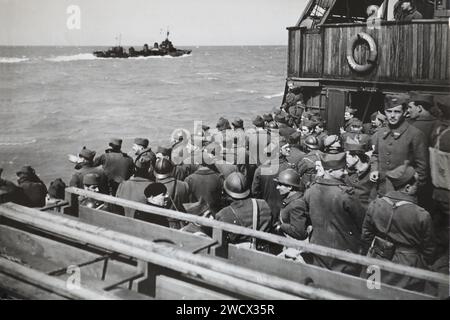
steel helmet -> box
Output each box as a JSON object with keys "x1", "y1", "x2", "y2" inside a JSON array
[
  {"x1": 223, "y1": 172, "x2": 250, "y2": 199},
  {"x1": 274, "y1": 169, "x2": 300, "y2": 188},
  {"x1": 304, "y1": 135, "x2": 319, "y2": 150},
  {"x1": 154, "y1": 158, "x2": 173, "y2": 179}
]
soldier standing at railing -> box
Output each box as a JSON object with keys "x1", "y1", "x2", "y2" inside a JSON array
[{"x1": 369, "y1": 94, "x2": 428, "y2": 196}]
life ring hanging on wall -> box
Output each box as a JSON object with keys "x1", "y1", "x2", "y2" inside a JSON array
[{"x1": 346, "y1": 32, "x2": 378, "y2": 73}]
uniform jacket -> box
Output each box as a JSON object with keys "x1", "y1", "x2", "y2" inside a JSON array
[
  {"x1": 251, "y1": 157, "x2": 291, "y2": 222},
  {"x1": 408, "y1": 114, "x2": 438, "y2": 147},
  {"x1": 134, "y1": 148, "x2": 156, "y2": 179},
  {"x1": 185, "y1": 167, "x2": 224, "y2": 214},
  {"x1": 116, "y1": 176, "x2": 153, "y2": 218},
  {"x1": 344, "y1": 165, "x2": 377, "y2": 212},
  {"x1": 156, "y1": 176, "x2": 190, "y2": 229},
  {"x1": 299, "y1": 177, "x2": 365, "y2": 275},
  {"x1": 17, "y1": 176, "x2": 47, "y2": 208},
  {"x1": 398, "y1": 7, "x2": 423, "y2": 21},
  {"x1": 94, "y1": 149, "x2": 134, "y2": 183},
  {"x1": 279, "y1": 192, "x2": 309, "y2": 240},
  {"x1": 370, "y1": 120, "x2": 428, "y2": 193},
  {"x1": 361, "y1": 191, "x2": 435, "y2": 290},
  {"x1": 69, "y1": 162, "x2": 109, "y2": 194},
  {"x1": 215, "y1": 198, "x2": 272, "y2": 244},
  {"x1": 0, "y1": 179, "x2": 28, "y2": 206},
  {"x1": 296, "y1": 150, "x2": 322, "y2": 189}
]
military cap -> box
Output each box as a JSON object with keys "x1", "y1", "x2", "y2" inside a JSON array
[
  {"x1": 263, "y1": 113, "x2": 273, "y2": 122},
  {"x1": 83, "y1": 173, "x2": 100, "y2": 186},
  {"x1": 16, "y1": 165, "x2": 35, "y2": 176},
  {"x1": 320, "y1": 152, "x2": 346, "y2": 170},
  {"x1": 384, "y1": 94, "x2": 409, "y2": 110},
  {"x1": 345, "y1": 106, "x2": 357, "y2": 114},
  {"x1": 252, "y1": 115, "x2": 265, "y2": 128},
  {"x1": 216, "y1": 117, "x2": 231, "y2": 131},
  {"x1": 79, "y1": 147, "x2": 96, "y2": 161},
  {"x1": 109, "y1": 138, "x2": 123, "y2": 148},
  {"x1": 144, "y1": 182, "x2": 167, "y2": 198},
  {"x1": 409, "y1": 92, "x2": 433, "y2": 106},
  {"x1": 344, "y1": 142, "x2": 367, "y2": 152},
  {"x1": 134, "y1": 138, "x2": 149, "y2": 148},
  {"x1": 386, "y1": 161, "x2": 416, "y2": 189},
  {"x1": 323, "y1": 135, "x2": 341, "y2": 148},
  {"x1": 231, "y1": 117, "x2": 244, "y2": 128}
]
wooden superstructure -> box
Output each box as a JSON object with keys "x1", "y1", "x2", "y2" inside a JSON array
[
  {"x1": 284, "y1": 0, "x2": 450, "y2": 133},
  {"x1": 0, "y1": 187, "x2": 448, "y2": 300}
]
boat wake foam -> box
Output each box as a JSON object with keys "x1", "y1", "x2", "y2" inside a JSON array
[
  {"x1": 0, "y1": 138, "x2": 37, "y2": 146},
  {"x1": 45, "y1": 53, "x2": 98, "y2": 62},
  {"x1": 0, "y1": 57, "x2": 29, "y2": 64}
]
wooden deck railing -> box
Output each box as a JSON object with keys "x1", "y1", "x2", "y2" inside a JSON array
[
  {"x1": 287, "y1": 19, "x2": 450, "y2": 87},
  {"x1": 60, "y1": 187, "x2": 449, "y2": 287}
]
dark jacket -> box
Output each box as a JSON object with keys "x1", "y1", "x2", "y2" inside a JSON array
[
  {"x1": 299, "y1": 177, "x2": 365, "y2": 275},
  {"x1": 116, "y1": 176, "x2": 153, "y2": 218},
  {"x1": 296, "y1": 150, "x2": 322, "y2": 189},
  {"x1": 362, "y1": 191, "x2": 435, "y2": 291},
  {"x1": 371, "y1": 120, "x2": 428, "y2": 194},
  {"x1": 0, "y1": 179, "x2": 28, "y2": 206},
  {"x1": 279, "y1": 192, "x2": 309, "y2": 240},
  {"x1": 156, "y1": 176, "x2": 190, "y2": 229},
  {"x1": 134, "y1": 148, "x2": 156, "y2": 179},
  {"x1": 408, "y1": 114, "x2": 438, "y2": 147},
  {"x1": 94, "y1": 149, "x2": 135, "y2": 183},
  {"x1": 69, "y1": 162, "x2": 109, "y2": 194},
  {"x1": 251, "y1": 157, "x2": 291, "y2": 222},
  {"x1": 344, "y1": 165, "x2": 377, "y2": 212},
  {"x1": 215, "y1": 198, "x2": 272, "y2": 244},
  {"x1": 185, "y1": 167, "x2": 224, "y2": 214},
  {"x1": 398, "y1": 7, "x2": 423, "y2": 21},
  {"x1": 17, "y1": 176, "x2": 47, "y2": 208}
]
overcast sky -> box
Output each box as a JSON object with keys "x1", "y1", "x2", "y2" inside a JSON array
[{"x1": 0, "y1": 0, "x2": 308, "y2": 46}]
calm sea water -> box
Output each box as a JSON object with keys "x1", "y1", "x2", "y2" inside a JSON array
[{"x1": 0, "y1": 46, "x2": 287, "y2": 184}]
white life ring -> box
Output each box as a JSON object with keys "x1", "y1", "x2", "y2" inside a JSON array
[{"x1": 346, "y1": 32, "x2": 378, "y2": 73}]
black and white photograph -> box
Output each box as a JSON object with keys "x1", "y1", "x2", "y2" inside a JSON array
[{"x1": 0, "y1": 0, "x2": 449, "y2": 303}]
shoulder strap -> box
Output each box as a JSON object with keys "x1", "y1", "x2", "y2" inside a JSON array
[
  {"x1": 381, "y1": 197, "x2": 412, "y2": 238},
  {"x1": 435, "y1": 127, "x2": 450, "y2": 149}
]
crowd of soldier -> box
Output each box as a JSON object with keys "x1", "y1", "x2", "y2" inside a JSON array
[{"x1": 0, "y1": 89, "x2": 448, "y2": 295}]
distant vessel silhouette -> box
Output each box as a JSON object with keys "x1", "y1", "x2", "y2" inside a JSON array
[{"x1": 93, "y1": 32, "x2": 191, "y2": 58}]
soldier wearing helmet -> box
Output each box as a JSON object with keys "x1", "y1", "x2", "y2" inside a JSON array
[
  {"x1": 296, "y1": 135, "x2": 323, "y2": 190},
  {"x1": 274, "y1": 169, "x2": 310, "y2": 240},
  {"x1": 215, "y1": 172, "x2": 273, "y2": 250}
]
